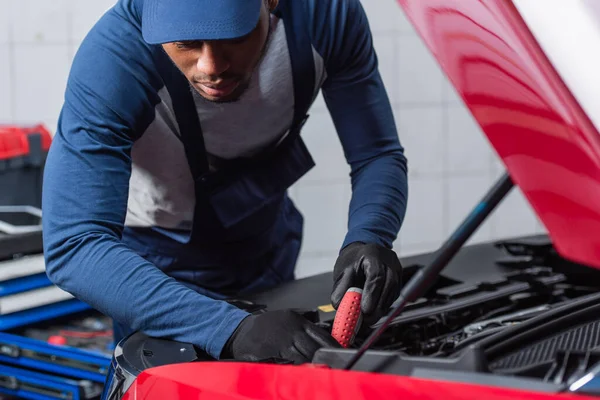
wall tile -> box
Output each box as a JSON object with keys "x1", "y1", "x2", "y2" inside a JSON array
[
  {"x1": 392, "y1": 238, "x2": 402, "y2": 256},
  {"x1": 41, "y1": 118, "x2": 59, "y2": 137},
  {"x1": 361, "y1": 0, "x2": 410, "y2": 33},
  {"x1": 396, "y1": 4, "x2": 418, "y2": 35},
  {"x1": 443, "y1": 78, "x2": 464, "y2": 105},
  {"x1": 70, "y1": 0, "x2": 116, "y2": 43},
  {"x1": 535, "y1": 219, "x2": 548, "y2": 235},
  {"x1": 491, "y1": 151, "x2": 507, "y2": 177},
  {"x1": 68, "y1": 42, "x2": 80, "y2": 65},
  {"x1": 398, "y1": 36, "x2": 445, "y2": 105},
  {"x1": 447, "y1": 174, "x2": 494, "y2": 245},
  {"x1": 489, "y1": 187, "x2": 540, "y2": 239},
  {"x1": 10, "y1": 0, "x2": 69, "y2": 44},
  {"x1": 300, "y1": 110, "x2": 350, "y2": 184},
  {"x1": 0, "y1": 0, "x2": 10, "y2": 44},
  {"x1": 287, "y1": 182, "x2": 299, "y2": 204},
  {"x1": 446, "y1": 105, "x2": 493, "y2": 173},
  {"x1": 294, "y1": 183, "x2": 351, "y2": 254},
  {"x1": 13, "y1": 44, "x2": 70, "y2": 123},
  {"x1": 398, "y1": 176, "x2": 445, "y2": 248},
  {"x1": 395, "y1": 107, "x2": 445, "y2": 176},
  {"x1": 373, "y1": 34, "x2": 398, "y2": 105},
  {"x1": 311, "y1": 91, "x2": 327, "y2": 112},
  {"x1": 0, "y1": 45, "x2": 12, "y2": 122}
]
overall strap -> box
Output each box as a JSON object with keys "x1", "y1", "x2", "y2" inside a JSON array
[
  {"x1": 274, "y1": 0, "x2": 316, "y2": 129},
  {"x1": 152, "y1": 48, "x2": 209, "y2": 179}
]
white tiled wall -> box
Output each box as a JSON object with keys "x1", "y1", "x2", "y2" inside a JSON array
[{"x1": 0, "y1": 0, "x2": 546, "y2": 279}]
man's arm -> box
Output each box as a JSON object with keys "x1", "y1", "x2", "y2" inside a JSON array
[
  {"x1": 314, "y1": 0, "x2": 409, "y2": 251},
  {"x1": 310, "y1": 0, "x2": 408, "y2": 320},
  {"x1": 42, "y1": 14, "x2": 248, "y2": 358}
]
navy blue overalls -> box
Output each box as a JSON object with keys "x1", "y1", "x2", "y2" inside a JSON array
[{"x1": 114, "y1": 0, "x2": 318, "y2": 342}]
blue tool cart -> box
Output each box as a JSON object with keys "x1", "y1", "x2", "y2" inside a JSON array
[{"x1": 0, "y1": 125, "x2": 113, "y2": 399}]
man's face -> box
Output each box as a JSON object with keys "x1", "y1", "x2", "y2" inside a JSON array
[{"x1": 162, "y1": 1, "x2": 274, "y2": 102}]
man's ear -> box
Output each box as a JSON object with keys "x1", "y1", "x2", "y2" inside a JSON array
[{"x1": 267, "y1": 0, "x2": 279, "y2": 12}]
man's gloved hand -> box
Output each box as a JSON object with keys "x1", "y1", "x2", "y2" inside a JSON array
[
  {"x1": 221, "y1": 310, "x2": 341, "y2": 364},
  {"x1": 331, "y1": 242, "x2": 403, "y2": 324}
]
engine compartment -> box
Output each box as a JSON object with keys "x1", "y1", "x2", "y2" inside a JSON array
[
  {"x1": 105, "y1": 234, "x2": 600, "y2": 398},
  {"x1": 332, "y1": 260, "x2": 597, "y2": 353},
  {"x1": 310, "y1": 235, "x2": 600, "y2": 394},
  {"x1": 337, "y1": 266, "x2": 593, "y2": 356}
]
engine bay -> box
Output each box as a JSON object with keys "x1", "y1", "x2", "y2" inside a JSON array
[
  {"x1": 324, "y1": 238, "x2": 598, "y2": 356},
  {"x1": 104, "y1": 234, "x2": 600, "y2": 398},
  {"x1": 338, "y1": 266, "x2": 595, "y2": 358},
  {"x1": 308, "y1": 235, "x2": 600, "y2": 394}
]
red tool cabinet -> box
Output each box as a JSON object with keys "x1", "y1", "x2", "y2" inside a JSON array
[{"x1": 0, "y1": 124, "x2": 52, "y2": 210}]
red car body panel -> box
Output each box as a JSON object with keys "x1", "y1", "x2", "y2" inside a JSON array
[
  {"x1": 122, "y1": 362, "x2": 598, "y2": 400},
  {"x1": 119, "y1": 0, "x2": 600, "y2": 399},
  {"x1": 397, "y1": 0, "x2": 600, "y2": 269}
]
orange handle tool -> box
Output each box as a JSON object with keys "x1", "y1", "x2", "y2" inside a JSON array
[{"x1": 331, "y1": 287, "x2": 363, "y2": 348}]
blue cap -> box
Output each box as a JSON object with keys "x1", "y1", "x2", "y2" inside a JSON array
[{"x1": 142, "y1": 0, "x2": 264, "y2": 44}]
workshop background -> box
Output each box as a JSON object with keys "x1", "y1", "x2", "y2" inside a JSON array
[{"x1": 0, "y1": 0, "x2": 546, "y2": 279}]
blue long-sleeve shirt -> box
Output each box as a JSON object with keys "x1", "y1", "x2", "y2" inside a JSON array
[{"x1": 42, "y1": 0, "x2": 408, "y2": 359}]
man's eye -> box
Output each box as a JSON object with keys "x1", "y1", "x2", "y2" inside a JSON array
[
  {"x1": 228, "y1": 36, "x2": 248, "y2": 45},
  {"x1": 175, "y1": 41, "x2": 201, "y2": 50}
]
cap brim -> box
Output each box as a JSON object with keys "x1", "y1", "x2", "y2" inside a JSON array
[{"x1": 142, "y1": 0, "x2": 263, "y2": 45}]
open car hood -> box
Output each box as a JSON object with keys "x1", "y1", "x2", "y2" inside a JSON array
[{"x1": 398, "y1": 0, "x2": 600, "y2": 269}]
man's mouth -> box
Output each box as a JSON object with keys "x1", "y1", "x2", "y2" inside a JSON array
[{"x1": 195, "y1": 79, "x2": 240, "y2": 98}]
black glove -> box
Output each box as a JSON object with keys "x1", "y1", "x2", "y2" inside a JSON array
[
  {"x1": 331, "y1": 242, "x2": 403, "y2": 323},
  {"x1": 221, "y1": 310, "x2": 341, "y2": 364}
]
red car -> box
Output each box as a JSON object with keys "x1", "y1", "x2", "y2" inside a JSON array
[{"x1": 102, "y1": 1, "x2": 600, "y2": 399}]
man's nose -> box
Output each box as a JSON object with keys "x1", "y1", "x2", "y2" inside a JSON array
[{"x1": 196, "y1": 43, "x2": 230, "y2": 78}]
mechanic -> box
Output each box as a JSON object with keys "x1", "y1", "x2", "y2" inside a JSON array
[{"x1": 42, "y1": 0, "x2": 408, "y2": 364}]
